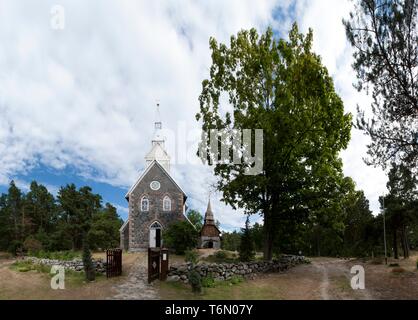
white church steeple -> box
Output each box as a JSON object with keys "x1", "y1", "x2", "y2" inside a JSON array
[{"x1": 145, "y1": 102, "x2": 171, "y2": 172}]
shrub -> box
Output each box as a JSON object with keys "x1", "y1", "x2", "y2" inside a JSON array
[
  {"x1": 23, "y1": 237, "x2": 43, "y2": 254},
  {"x1": 201, "y1": 274, "x2": 216, "y2": 288},
  {"x1": 214, "y1": 250, "x2": 228, "y2": 260},
  {"x1": 188, "y1": 270, "x2": 202, "y2": 293},
  {"x1": 164, "y1": 221, "x2": 198, "y2": 255},
  {"x1": 185, "y1": 249, "x2": 199, "y2": 265},
  {"x1": 82, "y1": 239, "x2": 95, "y2": 282}
]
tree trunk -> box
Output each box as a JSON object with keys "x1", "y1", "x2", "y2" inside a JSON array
[
  {"x1": 263, "y1": 211, "x2": 273, "y2": 261},
  {"x1": 393, "y1": 229, "x2": 399, "y2": 259},
  {"x1": 401, "y1": 225, "x2": 409, "y2": 259}
]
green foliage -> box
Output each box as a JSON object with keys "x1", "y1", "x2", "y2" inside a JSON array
[
  {"x1": 164, "y1": 221, "x2": 199, "y2": 255},
  {"x1": 88, "y1": 203, "x2": 123, "y2": 250},
  {"x1": 188, "y1": 270, "x2": 202, "y2": 293},
  {"x1": 196, "y1": 23, "x2": 352, "y2": 260},
  {"x1": 0, "y1": 180, "x2": 122, "y2": 254},
  {"x1": 31, "y1": 250, "x2": 81, "y2": 261},
  {"x1": 214, "y1": 250, "x2": 227, "y2": 260},
  {"x1": 344, "y1": 0, "x2": 418, "y2": 169},
  {"x1": 201, "y1": 274, "x2": 216, "y2": 288},
  {"x1": 230, "y1": 275, "x2": 244, "y2": 285},
  {"x1": 203, "y1": 250, "x2": 237, "y2": 263},
  {"x1": 185, "y1": 249, "x2": 199, "y2": 265},
  {"x1": 239, "y1": 217, "x2": 255, "y2": 262},
  {"x1": 187, "y1": 210, "x2": 204, "y2": 230},
  {"x1": 221, "y1": 231, "x2": 241, "y2": 251}
]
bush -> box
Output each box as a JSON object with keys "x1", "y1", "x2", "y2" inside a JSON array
[
  {"x1": 23, "y1": 237, "x2": 43, "y2": 254},
  {"x1": 188, "y1": 270, "x2": 202, "y2": 293},
  {"x1": 82, "y1": 239, "x2": 95, "y2": 282},
  {"x1": 185, "y1": 249, "x2": 199, "y2": 265},
  {"x1": 201, "y1": 274, "x2": 216, "y2": 288},
  {"x1": 164, "y1": 221, "x2": 198, "y2": 255},
  {"x1": 214, "y1": 250, "x2": 228, "y2": 260}
]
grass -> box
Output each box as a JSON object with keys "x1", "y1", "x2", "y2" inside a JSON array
[
  {"x1": 159, "y1": 276, "x2": 283, "y2": 300},
  {"x1": 10, "y1": 260, "x2": 104, "y2": 288},
  {"x1": 201, "y1": 250, "x2": 239, "y2": 264},
  {"x1": 29, "y1": 250, "x2": 82, "y2": 261}
]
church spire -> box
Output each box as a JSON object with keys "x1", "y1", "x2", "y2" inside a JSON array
[
  {"x1": 204, "y1": 197, "x2": 215, "y2": 225},
  {"x1": 152, "y1": 101, "x2": 164, "y2": 147},
  {"x1": 145, "y1": 102, "x2": 170, "y2": 172}
]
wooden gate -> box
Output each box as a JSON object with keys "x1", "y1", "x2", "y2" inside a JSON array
[
  {"x1": 106, "y1": 249, "x2": 122, "y2": 278},
  {"x1": 148, "y1": 248, "x2": 169, "y2": 283},
  {"x1": 148, "y1": 248, "x2": 160, "y2": 283}
]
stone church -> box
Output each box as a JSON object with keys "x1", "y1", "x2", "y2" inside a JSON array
[{"x1": 120, "y1": 105, "x2": 221, "y2": 251}]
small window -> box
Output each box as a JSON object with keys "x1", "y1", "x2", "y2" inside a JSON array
[
  {"x1": 141, "y1": 196, "x2": 149, "y2": 211},
  {"x1": 163, "y1": 196, "x2": 171, "y2": 211}
]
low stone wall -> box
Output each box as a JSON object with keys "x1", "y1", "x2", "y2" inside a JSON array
[
  {"x1": 167, "y1": 255, "x2": 308, "y2": 283},
  {"x1": 24, "y1": 256, "x2": 107, "y2": 274}
]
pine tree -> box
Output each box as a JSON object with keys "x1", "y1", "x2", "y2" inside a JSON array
[
  {"x1": 239, "y1": 216, "x2": 255, "y2": 262},
  {"x1": 82, "y1": 237, "x2": 95, "y2": 281}
]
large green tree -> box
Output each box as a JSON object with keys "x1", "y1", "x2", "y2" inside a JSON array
[
  {"x1": 196, "y1": 24, "x2": 352, "y2": 260},
  {"x1": 344, "y1": 0, "x2": 418, "y2": 169}
]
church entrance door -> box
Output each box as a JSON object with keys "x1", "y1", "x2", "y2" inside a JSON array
[{"x1": 149, "y1": 221, "x2": 162, "y2": 248}]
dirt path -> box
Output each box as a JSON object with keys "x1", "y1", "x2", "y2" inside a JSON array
[
  {"x1": 109, "y1": 253, "x2": 159, "y2": 300},
  {"x1": 311, "y1": 258, "x2": 374, "y2": 300}
]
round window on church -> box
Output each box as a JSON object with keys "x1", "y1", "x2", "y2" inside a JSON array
[{"x1": 150, "y1": 181, "x2": 161, "y2": 190}]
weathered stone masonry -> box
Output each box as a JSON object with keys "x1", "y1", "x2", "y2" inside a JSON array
[{"x1": 167, "y1": 255, "x2": 308, "y2": 282}]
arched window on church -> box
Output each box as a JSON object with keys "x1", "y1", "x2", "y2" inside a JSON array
[
  {"x1": 163, "y1": 196, "x2": 171, "y2": 211},
  {"x1": 141, "y1": 196, "x2": 149, "y2": 211}
]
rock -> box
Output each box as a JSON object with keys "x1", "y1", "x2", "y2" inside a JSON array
[{"x1": 167, "y1": 275, "x2": 180, "y2": 282}]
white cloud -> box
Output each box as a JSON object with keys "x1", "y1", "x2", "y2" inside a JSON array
[
  {"x1": 0, "y1": 0, "x2": 388, "y2": 232},
  {"x1": 0, "y1": 0, "x2": 277, "y2": 230}
]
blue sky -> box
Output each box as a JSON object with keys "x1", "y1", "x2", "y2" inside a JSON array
[{"x1": 0, "y1": 0, "x2": 389, "y2": 231}]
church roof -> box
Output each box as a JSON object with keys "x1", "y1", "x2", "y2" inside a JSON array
[
  {"x1": 204, "y1": 199, "x2": 215, "y2": 224},
  {"x1": 125, "y1": 160, "x2": 187, "y2": 201},
  {"x1": 144, "y1": 142, "x2": 170, "y2": 162}
]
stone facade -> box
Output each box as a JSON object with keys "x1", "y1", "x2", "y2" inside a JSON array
[
  {"x1": 167, "y1": 255, "x2": 308, "y2": 283},
  {"x1": 125, "y1": 161, "x2": 186, "y2": 251}
]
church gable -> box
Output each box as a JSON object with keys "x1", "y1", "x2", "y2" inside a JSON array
[{"x1": 126, "y1": 160, "x2": 186, "y2": 202}]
